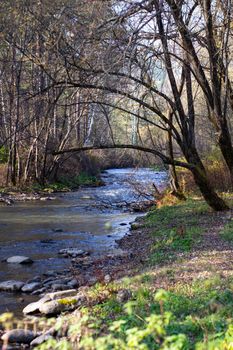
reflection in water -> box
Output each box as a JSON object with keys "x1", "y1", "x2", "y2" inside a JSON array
[{"x1": 0, "y1": 168, "x2": 167, "y2": 314}]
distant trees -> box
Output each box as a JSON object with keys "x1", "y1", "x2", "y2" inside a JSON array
[
  {"x1": 0, "y1": 0, "x2": 112, "y2": 185},
  {"x1": 53, "y1": 0, "x2": 232, "y2": 210},
  {"x1": 0, "y1": 0, "x2": 233, "y2": 211}
]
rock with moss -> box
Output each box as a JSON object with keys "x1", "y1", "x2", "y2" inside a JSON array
[{"x1": 39, "y1": 293, "x2": 87, "y2": 315}]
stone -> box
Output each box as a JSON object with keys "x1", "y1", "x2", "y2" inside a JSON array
[
  {"x1": 67, "y1": 279, "x2": 79, "y2": 288},
  {"x1": 42, "y1": 293, "x2": 86, "y2": 315},
  {"x1": 104, "y1": 274, "x2": 111, "y2": 283},
  {"x1": 23, "y1": 295, "x2": 51, "y2": 315},
  {"x1": 130, "y1": 223, "x2": 143, "y2": 230},
  {"x1": 0, "y1": 280, "x2": 24, "y2": 292},
  {"x1": 31, "y1": 287, "x2": 47, "y2": 295},
  {"x1": 58, "y1": 248, "x2": 88, "y2": 257},
  {"x1": 46, "y1": 289, "x2": 77, "y2": 300},
  {"x1": 30, "y1": 333, "x2": 52, "y2": 346},
  {"x1": 6, "y1": 256, "x2": 33, "y2": 264},
  {"x1": 51, "y1": 284, "x2": 68, "y2": 291},
  {"x1": 116, "y1": 289, "x2": 132, "y2": 303},
  {"x1": 2, "y1": 329, "x2": 36, "y2": 344},
  {"x1": 22, "y1": 282, "x2": 41, "y2": 293},
  {"x1": 39, "y1": 296, "x2": 81, "y2": 315}
]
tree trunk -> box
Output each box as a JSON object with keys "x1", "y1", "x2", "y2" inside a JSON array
[
  {"x1": 187, "y1": 150, "x2": 229, "y2": 211},
  {"x1": 218, "y1": 126, "x2": 233, "y2": 186}
]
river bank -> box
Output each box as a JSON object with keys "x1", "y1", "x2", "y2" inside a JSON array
[
  {"x1": 1, "y1": 196, "x2": 233, "y2": 349},
  {"x1": 0, "y1": 168, "x2": 167, "y2": 317}
]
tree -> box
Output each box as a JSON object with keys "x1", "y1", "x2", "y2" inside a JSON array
[{"x1": 51, "y1": 0, "x2": 229, "y2": 210}]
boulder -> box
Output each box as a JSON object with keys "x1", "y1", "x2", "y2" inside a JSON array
[
  {"x1": 39, "y1": 293, "x2": 86, "y2": 315},
  {"x1": 6, "y1": 256, "x2": 33, "y2": 264},
  {"x1": 39, "y1": 299, "x2": 70, "y2": 315},
  {"x1": 23, "y1": 295, "x2": 51, "y2": 315},
  {"x1": 2, "y1": 329, "x2": 36, "y2": 344},
  {"x1": 46, "y1": 289, "x2": 77, "y2": 300},
  {"x1": 0, "y1": 280, "x2": 24, "y2": 291},
  {"x1": 22, "y1": 282, "x2": 41, "y2": 293}
]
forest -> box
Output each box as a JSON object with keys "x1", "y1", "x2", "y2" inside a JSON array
[{"x1": 0, "y1": 0, "x2": 233, "y2": 349}]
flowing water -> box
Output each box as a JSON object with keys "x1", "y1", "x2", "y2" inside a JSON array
[{"x1": 0, "y1": 168, "x2": 167, "y2": 315}]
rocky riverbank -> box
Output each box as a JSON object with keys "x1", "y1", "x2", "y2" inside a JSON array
[{"x1": 0, "y1": 215, "x2": 150, "y2": 348}]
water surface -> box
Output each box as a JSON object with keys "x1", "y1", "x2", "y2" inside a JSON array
[{"x1": 0, "y1": 168, "x2": 167, "y2": 314}]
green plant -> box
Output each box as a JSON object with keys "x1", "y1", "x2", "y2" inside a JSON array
[{"x1": 0, "y1": 146, "x2": 8, "y2": 164}]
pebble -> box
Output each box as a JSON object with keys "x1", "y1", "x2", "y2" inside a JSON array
[{"x1": 104, "y1": 274, "x2": 111, "y2": 283}]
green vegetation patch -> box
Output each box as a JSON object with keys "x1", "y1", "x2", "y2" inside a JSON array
[
  {"x1": 220, "y1": 219, "x2": 233, "y2": 243},
  {"x1": 32, "y1": 173, "x2": 100, "y2": 193},
  {"x1": 33, "y1": 276, "x2": 233, "y2": 349},
  {"x1": 144, "y1": 199, "x2": 206, "y2": 264}
]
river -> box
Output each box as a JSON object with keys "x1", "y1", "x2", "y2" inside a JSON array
[{"x1": 0, "y1": 168, "x2": 167, "y2": 315}]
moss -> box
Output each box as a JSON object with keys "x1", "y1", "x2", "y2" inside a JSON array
[{"x1": 57, "y1": 298, "x2": 78, "y2": 306}]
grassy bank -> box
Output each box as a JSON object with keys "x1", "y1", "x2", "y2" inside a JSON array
[
  {"x1": 1, "y1": 197, "x2": 233, "y2": 349},
  {"x1": 0, "y1": 173, "x2": 102, "y2": 196}
]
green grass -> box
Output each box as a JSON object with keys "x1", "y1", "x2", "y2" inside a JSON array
[
  {"x1": 3, "y1": 197, "x2": 233, "y2": 350},
  {"x1": 220, "y1": 219, "x2": 233, "y2": 243},
  {"x1": 48, "y1": 274, "x2": 233, "y2": 350},
  {"x1": 144, "y1": 199, "x2": 206, "y2": 264}
]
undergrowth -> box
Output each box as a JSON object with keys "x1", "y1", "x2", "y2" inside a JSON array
[{"x1": 1, "y1": 198, "x2": 233, "y2": 349}]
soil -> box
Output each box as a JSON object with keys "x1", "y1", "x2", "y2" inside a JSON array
[{"x1": 70, "y1": 208, "x2": 233, "y2": 291}]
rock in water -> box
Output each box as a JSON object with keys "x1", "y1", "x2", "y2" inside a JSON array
[
  {"x1": 2, "y1": 329, "x2": 36, "y2": 344},
  {"x1": 39, "y1": 293, "x2": 87, "y2": 315},
  {"x1": 23, "y1": 295, "x2": 51, "y2": 315},
  {"x1": 21, "y1": 282, "x2": 41, "y2": 293},
  {"x1": 6, "y1": 256, "x2": 33, "y2": 264},
  {"x1": 0, "y1": 280, "x2": 24, "y2": 291},
  {"x1": 39, "y1": 298, "x2": 75, "y2": 315},
  {"x1": 58, "y1": 248, "x2": 87, "y2": 257}
]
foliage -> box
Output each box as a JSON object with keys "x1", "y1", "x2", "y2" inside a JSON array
[
  {"x1": 0, "y1": 146, "x2": 8, "y2": 164},
  {"x1": 32, "y1": 173, "x2": 99, "y2": 193},
  {"x1": 29, "y1": 281, "x2": 233, "y2": 350}
]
